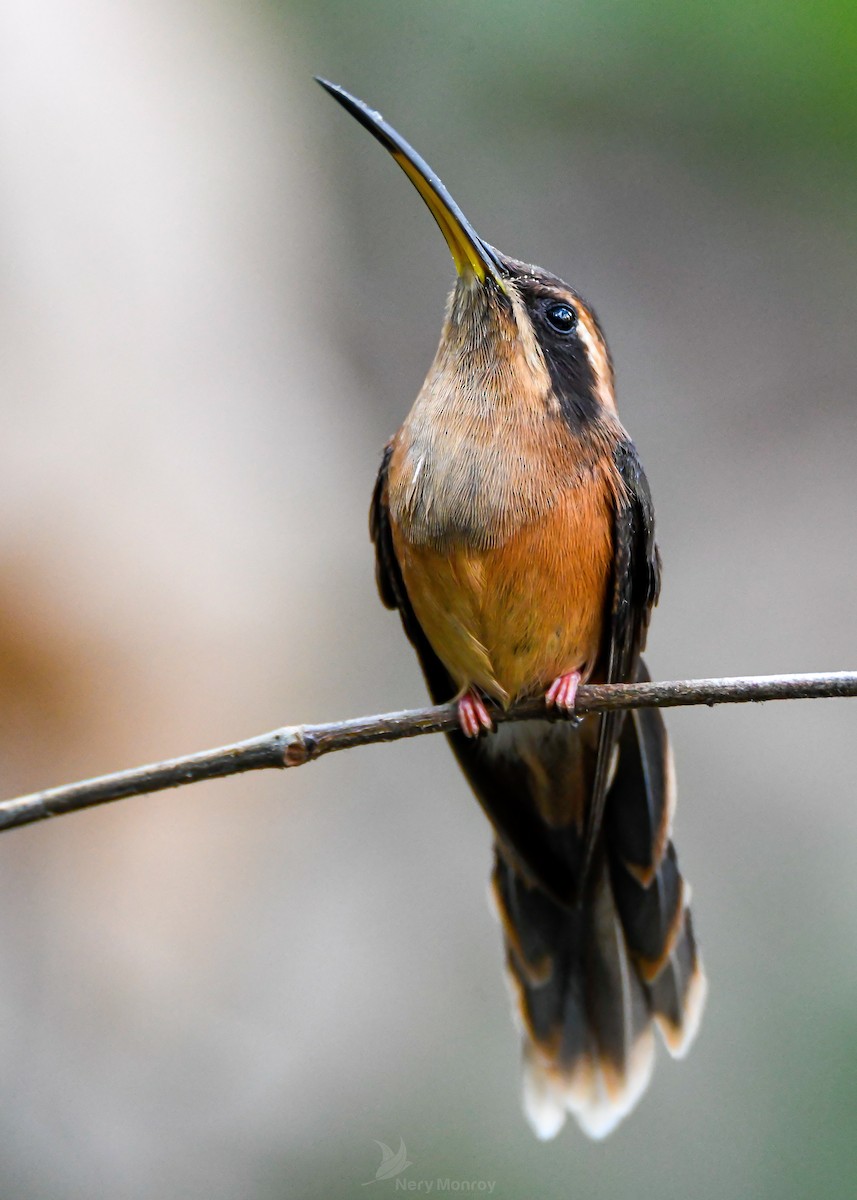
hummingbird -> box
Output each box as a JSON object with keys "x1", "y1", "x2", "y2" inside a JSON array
[{"x1": 318, "y1": 79, "x2": 706, "y2": 1140}]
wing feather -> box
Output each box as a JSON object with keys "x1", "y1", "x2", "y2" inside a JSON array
[{"x1": 581, "y1": 441, "x2": 661, "y2": 888}]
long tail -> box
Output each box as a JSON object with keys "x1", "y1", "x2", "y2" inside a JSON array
[{"x1": 491, "y1": 703, "x2": 706, "y2": 1140}]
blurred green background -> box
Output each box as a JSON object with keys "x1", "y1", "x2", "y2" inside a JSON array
[{"x1": 0, "y1": 0, "x2": 855, "y2": 1196}]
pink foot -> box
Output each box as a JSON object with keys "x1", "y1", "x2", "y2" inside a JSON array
[
  {"x1": 545, "y1": 670, "x2": 582, "y2": 714},
  {"x1": 457, "y1": 689, "x2": 494, "y2": 738}
]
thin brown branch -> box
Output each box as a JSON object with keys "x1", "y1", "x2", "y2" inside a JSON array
[{"x1": 1, "y1": 671, "x2": 855, "y2": 835}]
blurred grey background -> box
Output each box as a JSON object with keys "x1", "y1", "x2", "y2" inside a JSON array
[{"x1": 0, "y1": 0, "x2": 855, "y2": 1196}]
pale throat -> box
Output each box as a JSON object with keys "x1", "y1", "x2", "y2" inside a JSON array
[{"x1": 388, "y1": 285, "x2": 578, "y2": 551}]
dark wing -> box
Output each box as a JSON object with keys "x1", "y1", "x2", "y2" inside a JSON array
[
  {"x1": 369, "y1": 445, "x2": 400, "y2": 613},
  {"x1": 580, "y1": 439, "x2": 661, "y2": 885},
  {"x1": 370, "y1": 444, "x2": 457, "y2": 702}
]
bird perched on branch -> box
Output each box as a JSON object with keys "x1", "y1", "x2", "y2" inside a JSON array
[{"x1": 319, "y1": 79, "x2": 706, "y2": 1139}]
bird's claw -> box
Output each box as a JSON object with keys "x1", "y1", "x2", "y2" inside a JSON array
[
  {"x1": 546, "y1": 671, "x2": 582, "y2": 723},
  {"x1": 457, "y1": 689, "x2": 494, "y2": 738}
]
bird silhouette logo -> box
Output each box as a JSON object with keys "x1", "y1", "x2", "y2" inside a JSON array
[{"x1": 363, "y1": 1138, "x2": 412, "y2": 1185}]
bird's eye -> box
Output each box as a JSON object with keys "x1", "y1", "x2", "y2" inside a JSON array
[{"x1": 544, "y1": 302, "x2": 577, "y2": 334}]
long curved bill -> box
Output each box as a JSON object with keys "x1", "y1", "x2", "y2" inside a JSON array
[{"x1": 317, "y1": 78, "x2": 505, "y2": 288}]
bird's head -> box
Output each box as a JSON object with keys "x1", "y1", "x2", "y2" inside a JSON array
[{"x1": 317, "y1": 79, "x2": 616, "y2": 428}]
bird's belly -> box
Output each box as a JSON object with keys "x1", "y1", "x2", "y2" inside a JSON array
[{"x1": 391, "y1": 486, "x2": 614, "y2": 705}]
